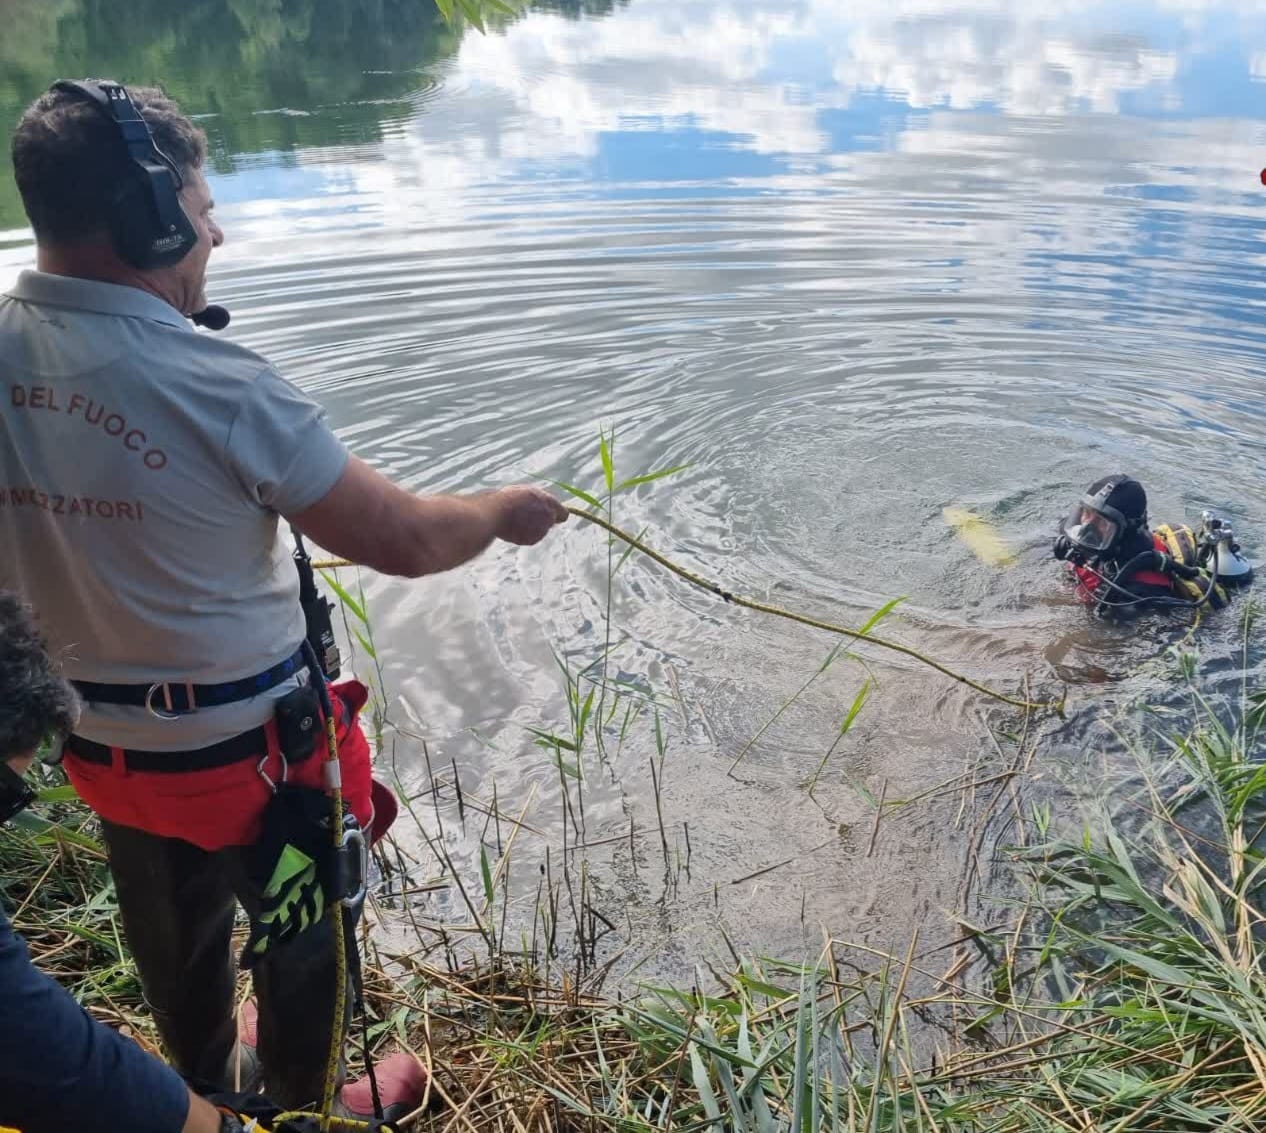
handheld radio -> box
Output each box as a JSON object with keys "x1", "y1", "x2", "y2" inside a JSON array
[{"x1": 291, "y1": 527, "x2": 342, "y2": 681}]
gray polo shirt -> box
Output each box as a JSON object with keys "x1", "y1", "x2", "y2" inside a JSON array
[{"x1": 0, "y1": 271, "x2": 349, "y2": 751}]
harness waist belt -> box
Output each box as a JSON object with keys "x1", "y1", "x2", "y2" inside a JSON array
[
  {"x1": 65, "y1": 727, "x2": 268, "y2": 773},
  {"x1": 71, "y1": 648, "x2": 306, "y2": 714}
]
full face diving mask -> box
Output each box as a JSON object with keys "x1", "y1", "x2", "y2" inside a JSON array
[{"x1": 1060, "y1": 480, "x2": 1141, "y2": 560}]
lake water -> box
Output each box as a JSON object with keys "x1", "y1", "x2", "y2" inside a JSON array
[{"x1": 4, "y1": 0, "x2": 1266, "y2": 977}]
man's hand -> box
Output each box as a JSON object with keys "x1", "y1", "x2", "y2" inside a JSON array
[
  {"x1": 289, "y1": 457, "x2": 570, "y2": 578},
  {"x1": 182, "y1": 1091, "x2": 230, "y2": 1133},
  {"x1": 493, "y1": 486, "x2": 569, "y2": 546}
]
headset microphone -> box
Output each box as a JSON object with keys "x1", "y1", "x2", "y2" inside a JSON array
[{"x1": 191, "y1": 305, "x2": 231, "y2": 331}]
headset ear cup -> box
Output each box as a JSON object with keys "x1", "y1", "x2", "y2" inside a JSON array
[
  {"x1": 51, "y1": 80, "x2": 199, "y2": 271},
  {"x1": 108, "y1": 166, "x2": 197, "y2": 270},
  {"x1": 107, "y1": 173, "x2": 153, "y2": 268}
]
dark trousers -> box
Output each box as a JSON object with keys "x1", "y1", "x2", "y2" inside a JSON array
[{"x1": 101, "y1": 819, "x2": 349, "y2": 1109}]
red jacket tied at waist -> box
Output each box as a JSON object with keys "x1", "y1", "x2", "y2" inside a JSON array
[{"x1": 63, "y1": 680, "x2": 374, "y2": 852}]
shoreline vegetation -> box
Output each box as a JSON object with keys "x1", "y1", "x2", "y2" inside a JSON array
[
  {"x1": 6, "y1": 634, "x2": 1265, "y2": 1130},
  {"x1": 4, "y1": 442, "x2": 1263, "y2": 1130}
]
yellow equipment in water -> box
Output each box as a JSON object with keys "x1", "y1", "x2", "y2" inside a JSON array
[{"x1": 943, "y1": 507, "x2": 1016, "y2": 568}]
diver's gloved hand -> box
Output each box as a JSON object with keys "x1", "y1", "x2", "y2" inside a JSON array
[
  {"x1": 1053, "y1": 535, "x2": 1083, "y2": 564},
  {"x1": 1158, "y1": 554, "x2": 1202, "y2": 581}
]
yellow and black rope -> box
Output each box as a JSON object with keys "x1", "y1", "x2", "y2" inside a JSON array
[
  {"x1": 271, "y1": 712, "x2": 353, "y2": 1132},
  {"x1": 314, "y1": 505, "x2": 1064, "y2": 716}
]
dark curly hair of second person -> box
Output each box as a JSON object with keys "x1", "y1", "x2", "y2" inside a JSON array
[{"x1": 0, "y1": 592, "x2": 79, "y2": 760}]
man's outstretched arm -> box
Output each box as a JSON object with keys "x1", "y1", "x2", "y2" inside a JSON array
[{"x1": 288, "y1": 455, "x2": 568, "y2": 578}]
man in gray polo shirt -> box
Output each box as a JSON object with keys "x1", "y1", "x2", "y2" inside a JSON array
[{"x1": 0, "y1": 81, "x2": 566, "y2": 1118}]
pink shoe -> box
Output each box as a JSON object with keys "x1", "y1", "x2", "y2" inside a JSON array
[
  {"x1": 238, "y1": 998, "x2": 259, "y2": 1048},
  {"x1": 337, "y1": 1052, "x2": 427, "y2": 1123},
  {"x1": 227, "y1": 998, "x2": 262, "y2": 1093}
]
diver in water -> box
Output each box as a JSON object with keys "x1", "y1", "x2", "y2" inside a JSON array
[{"x1": 1053, "y1": 474, "x2": 1253, "y2": 618}]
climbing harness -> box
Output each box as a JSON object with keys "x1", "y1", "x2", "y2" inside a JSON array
[
  {"x1": 313, "y1": 505, "x2": 1063, "y2": 715},
  {"x1": 69, "y1": 648, "x2": 307, "y2": 717}
]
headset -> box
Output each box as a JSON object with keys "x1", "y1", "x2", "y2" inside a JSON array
[
  {"x1": 48, "y1": 79, "x2": 230, "y2": 328},
  {"x1": 49, "y1": 79, "x2": 199, "y2": 271}
]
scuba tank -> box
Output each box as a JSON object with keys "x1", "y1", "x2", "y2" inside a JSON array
[{"x1": 1196, "y1": 511, "x2": 1254, "y2": 587}]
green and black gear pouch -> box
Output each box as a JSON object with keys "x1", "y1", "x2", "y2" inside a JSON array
[{"x1": 240, "y1": 785, "x2": 365, "y2": 969}]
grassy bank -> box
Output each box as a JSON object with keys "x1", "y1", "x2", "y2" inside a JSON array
[{"x1": 4, "y1": 672, "x2": 1266, "y2": 1131}]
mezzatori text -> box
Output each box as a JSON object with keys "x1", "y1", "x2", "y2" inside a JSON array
[
  {"x1": 9, "y1": 383, "x2": 167, "y2": 470},
  {"x1": 0, "y1": 486, "x2": 144, "y2": 521}
]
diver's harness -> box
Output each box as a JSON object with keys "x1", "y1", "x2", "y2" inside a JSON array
[{"x1": 1058, "y1": 512, "x2": 1252, "y2": 618}]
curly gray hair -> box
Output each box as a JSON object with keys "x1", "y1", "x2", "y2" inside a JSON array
[{"x1": 0, "y1": 592, "x2": 79, "y2": 760}]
